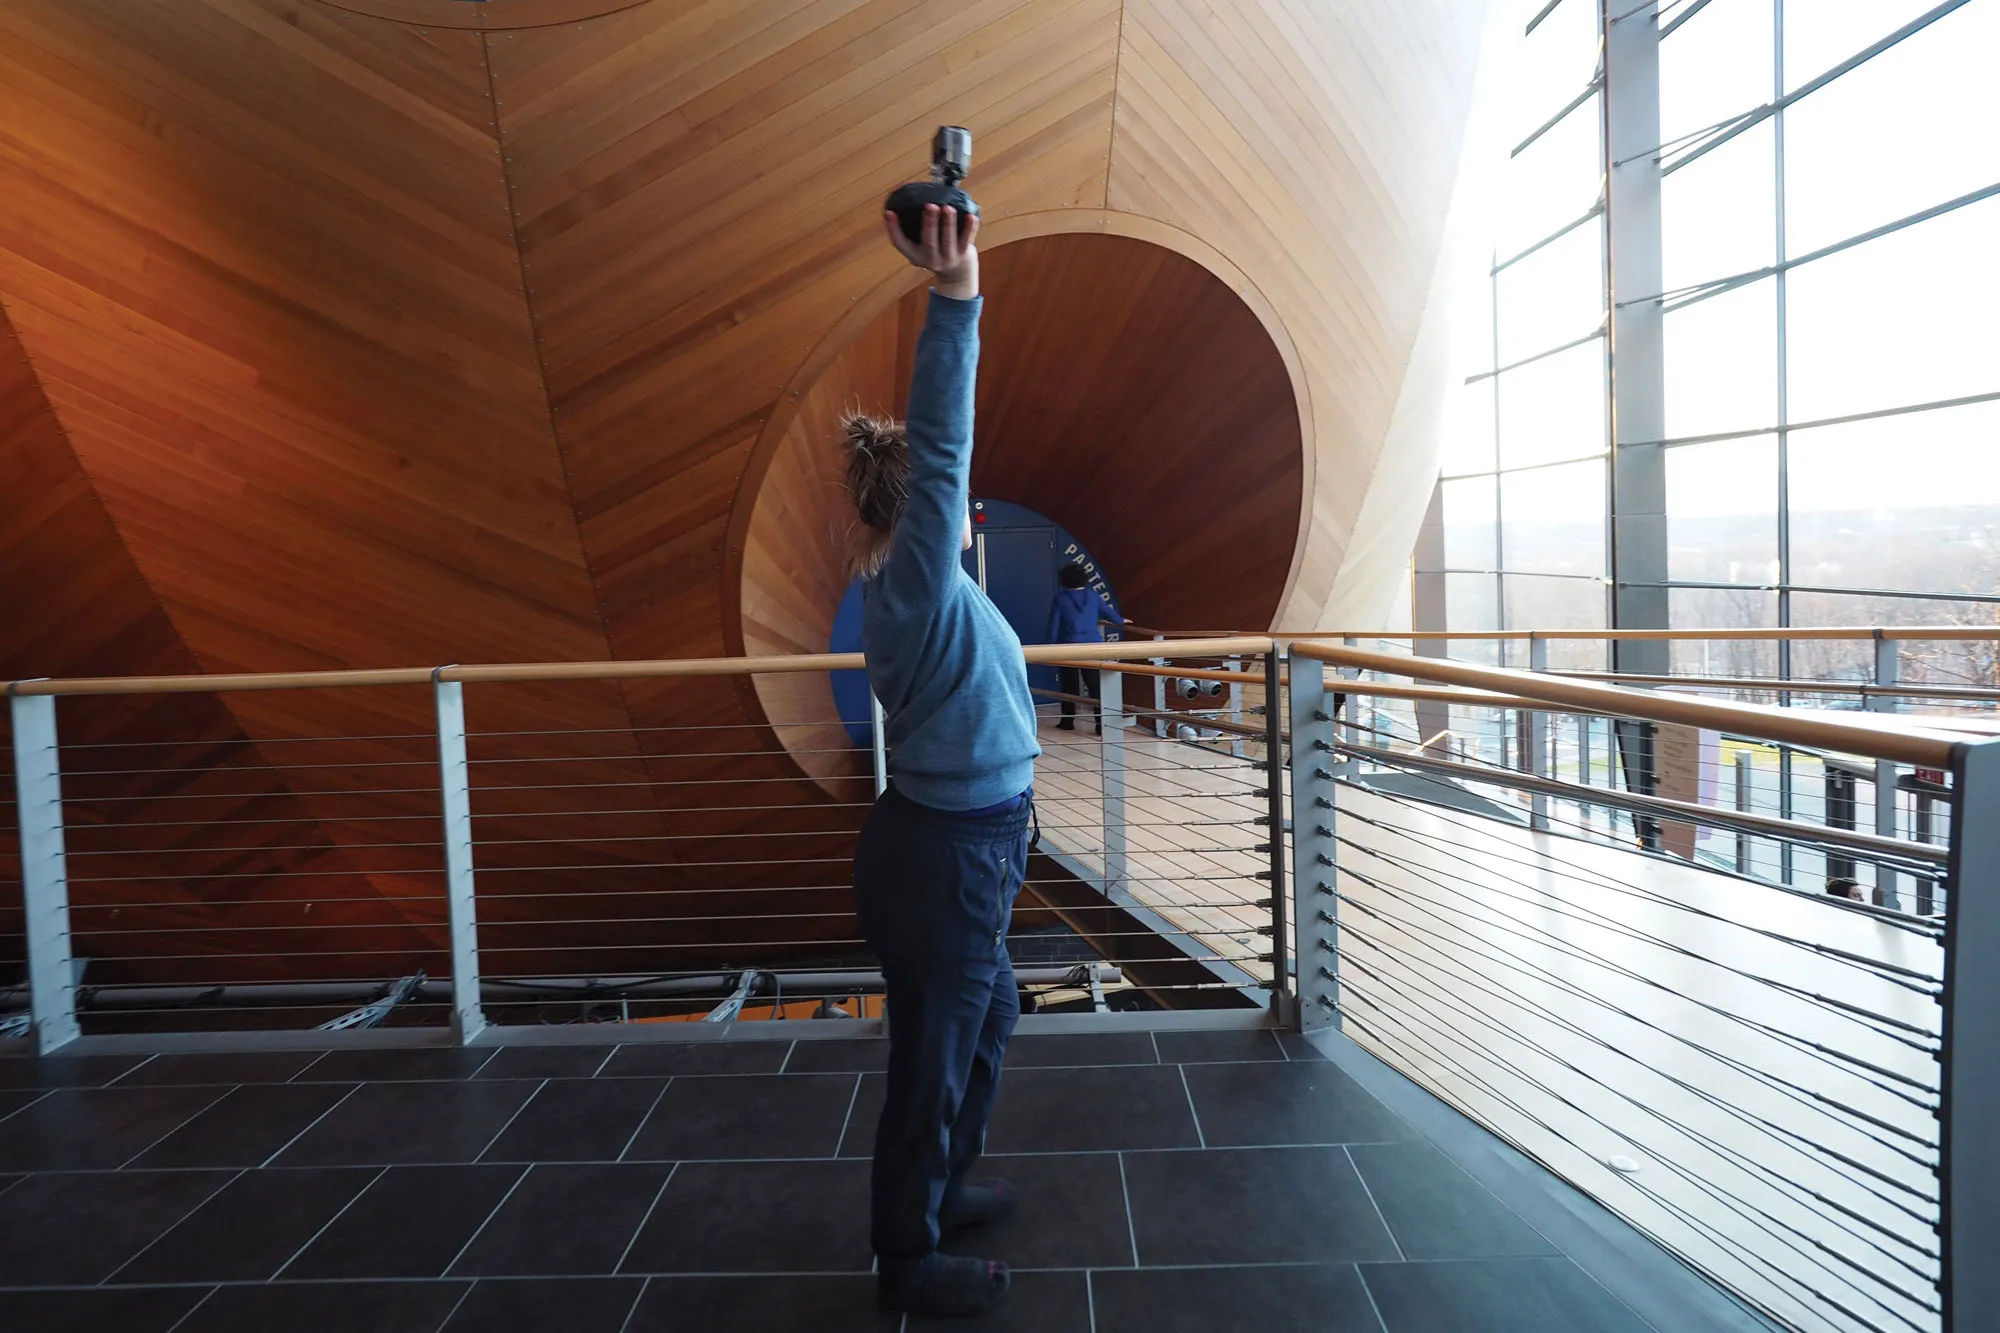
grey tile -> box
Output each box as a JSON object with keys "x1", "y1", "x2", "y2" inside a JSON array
[
  {"x1": 116, "y1": 1050, "x2": 327, "y2": 1086},
  {"x1": 298, "y1": 1048, "x2": 493, "y2": 1082},
  {"x1": 906, "y1": 1270, "x2": 1091, "y2": 1332},
  {"x1": 273, "y1": 1079, "x2": 540, "y2": 1166},
  {"x1": 285, "y1": 1164, "x2": 523, "y2": 1278},
  {"x1": 0, "y1": 1090, "x2": 42, "y2": 1123},
  {"x1": 1361, "y1": 1257, "x2": 1653, "y2": 1333},
  {"x1": 1348, "y1": 1142, "x2": 1558, "y2": 1261},
  {"x1": 1004, "y1": 1032, "x2": 1158, "y2": 1067},
  {"x1": 625, "y1": 1073, "x2": 857, "y2": 1160},
  {"x1": 782, "y1": 1039, "x2": 890, "y2": 1073},
  {"x1": 117, "y1": 1167, "x2": 377, "y2": 1283},
  {"x1": 451, "y1": 1163, "x2": 671, "y2": 1276},
  {"x1": 1152, "y1": 1027, "x2": 1287, "y2": 1064},
  {"x1": 1091, "y1": 1263, "x2": 1383, "y2": 1333},
  {"x1": 838, "y1": 1073, "x2": 885, "y2": 1157},
  {"x1": 985, "y1": 1066, "x2": 1200, "y2": 1153},
  {"x1": 475, "y1": 1045, "x2": 617, "y2": 1080},
  {"x1": 129, "y1": 1081, "x2": 357, "y2": 1169},
  {"x1": 625, "y1": 1274, "x2": 898, "y2": 1331},
  {"x1": 937, "y1": 1153, "x2": 1133, "y2": 1269},
  {"x1": 622, "y1": 1159, "x2": 873, "y2": 1273},
  {"x1": 0, "y1": 1286, "x2": 211, "y2": 1333},
  {"x1": 441, "y1": 1277, "x2": 645, "y2": 1332},
  {"x1": 480, "y1": 1078, "x2": 665, "y2": 1163},
  {"x1": 0, "y1": 1169, "x2": 234, "y2": 1284},
  {"x1": 1180, "y1": 1060, "x2": 1413, "y2": 1147},
  {"x1": 1275, "y1": 1030, "x2": 1327, "y2": 1062},
  {"x1": 599, "y1": 1042, "x2": 790, "y2": 1078},
  {"x1": 0, "y1": 1054, "x2": 144, "y2": 1090},
  {"x1": 0, "y1": 1084, "x2": 227, "y2": 1169},
  {"x1": 177, "y1": 1280, "x2": 470, "y2": 1333},
  {"x1": 1122, "y1": 1147, "x2": 1401, "y2": 1266}
]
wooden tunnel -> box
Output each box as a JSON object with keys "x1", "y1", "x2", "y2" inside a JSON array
[{"x1": 0, "y1": 0, "x2": 1488, "y2": 994}]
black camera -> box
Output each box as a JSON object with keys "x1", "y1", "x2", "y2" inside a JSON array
[{"x1": 886, "y1": 126, "x2": 980, "y2": 243}]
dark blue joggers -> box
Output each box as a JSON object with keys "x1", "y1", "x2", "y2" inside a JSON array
[{"x1": 852, "y1": 784, "x2": 1030, "y2": 1264}]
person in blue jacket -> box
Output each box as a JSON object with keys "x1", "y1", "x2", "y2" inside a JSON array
[
  {"x1": 1046, "y1": 563, "x2": 1121, "y2": 734},
  {"x1": 840, "y1": 202, "x2": 1036, "y2": 1319}
]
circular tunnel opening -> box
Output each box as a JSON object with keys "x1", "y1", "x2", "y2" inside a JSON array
[{"x1": 737, "y1": 231, "x2": 1304, "y2": 785}]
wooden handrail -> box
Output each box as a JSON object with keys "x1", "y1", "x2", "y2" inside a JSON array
[
  {"x1": 5, "y1": 638, "x2": 1275, "y2": 698},
  {"x1": 1111, "y1": 626, "x2": 2000, "y2": 642},
  {"x1": 1291, "y1": 641, "x2": 1963, "y2": 767}
]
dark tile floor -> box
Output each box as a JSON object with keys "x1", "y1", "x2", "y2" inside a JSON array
[{"x1": 0, "y1": 1030, "x2": 1657, "y2": 1331}]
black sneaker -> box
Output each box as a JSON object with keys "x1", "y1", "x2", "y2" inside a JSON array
[
  {"x1": 879, "y1": 1253, "x2": 1011, "y2": 1317},
  {"x1": 941, "y1": 1178, "x2": 1019, "y2": 1232}
]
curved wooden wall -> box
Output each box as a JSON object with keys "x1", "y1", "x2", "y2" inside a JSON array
[{"x1": 0, "y1": 0, "x2": 1487, "y2": 990}]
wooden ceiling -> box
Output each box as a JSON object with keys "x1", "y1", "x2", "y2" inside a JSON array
[{"x1": 0, "y1": 0, "x2": 1486, "y2": 992}]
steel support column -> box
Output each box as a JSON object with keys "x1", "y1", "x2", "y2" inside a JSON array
[
  {"x1": 1288, "y1": 652, "x2": 1339, "y2": 1033},
  {"x1": 434, "y1": 677, "x2": 486, "y2": 1044},
  {"x1": 1100, "y1": 666, "x2": 1127, "y2": 896},
  {"x1": 1869, "y1": 632, "x2": 1903, "y2": 910},
  {"x1": 8, "y1": 691, "x2": 80, "y2": 1053},
  {"x1": 1942, "y1": 738, "x2": 2000, "y2": 1329}
]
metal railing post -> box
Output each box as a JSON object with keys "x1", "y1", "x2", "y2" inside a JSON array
[
  {"x1": 1869, "y1": 631, "x2": 1903, "y2": 910},
  {"x1": 1100, "y1": 666, "x2": 1127, "y2": 895},
  {"x1": 869, "y1": 691, "x2": 888, "y2": 796},
  {"x1": 1526, "y1": 634, "x2": 1549, "y2": 831},
  {"x1": 1734, "y1": 749, "x2": 1752, "y2": 874},
  {"x1": 1287, "y1": 649, "x2": 1339, "y2": 1033},
  {"x1": 1941, "y1": 737, "x2": 2000, "y2": 1331},
  {"x1": 1227, "y1": 657, "x2": 1245, "y2": 758},
  {"x1": 8, "y1": 689, "x2": 80, "y2": 1053},
  {"x1": 433, "y1": 675, "x2": 486, "y2": 1044}
]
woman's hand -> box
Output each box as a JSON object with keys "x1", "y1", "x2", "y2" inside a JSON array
[{"x1": 884, "y1": 204, "x2": 979, "y2": 300}]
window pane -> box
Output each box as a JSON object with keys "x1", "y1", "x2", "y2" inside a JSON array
[
  {"x1": 1789, "y1": 590, "x2": 2000, "y2": 691},
  {"x1": 1496, "y1": 220, "x2": 1603, "y2": 364},
  {"x1": 1505, "y1": 0, "x2": 1602, "y2": 142},
  {"x1": 1502, "y1": 573, "x2": 1606, "y2": 640},
  {"x1": 1497, "y1": 337, "x2": 1606, "y2": 468},
  {"x1": 1787, "y1": 398, "x2": 2000, "y2": 598},
  {"x1": 1784, "y1": 195, "x2": 2000, "y2": 421},
  {"x1": 1783, "y1": 1, "x2": 2000, "y2": 257},
  {"x1": 1784, "y1": 0, "x2": 1955, "y2": 93},
  {"x1": 1659, "y1": 0, "x2": 1772, "y2": 147},
  {"x1": 1668, "y1": 587, "x2": 1780, "y2": 679},
  {"x1": 1442, "y1": 475, "x2": 1498, "y2": 570},
  {"x1": 1445, "y1": 572, "x2": 1502, "y2": 662},
  {"x1": 1500, "y1": 458, "x2": 1605, "y2": 577},
  {"x1": 1665, "y1": 436, "x2": 1778, "y2": 583},
  {"x1": 1495, "y1": 99, "x2": 1602, "y2": 260},
  {"x1": 1439, "y1": 380, "x2": 1497, "y2": 476},
  {"x1": 1663, "y1": 278, "x2": 1776, "y2": 440},
  {"x1": 1661, "y1": 118, "x2": 1774, "y2": 292}
]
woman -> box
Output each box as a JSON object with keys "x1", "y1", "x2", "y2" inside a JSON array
[{"x1": 844, "y1": 202, "x2": 1039, "y2": 1318}]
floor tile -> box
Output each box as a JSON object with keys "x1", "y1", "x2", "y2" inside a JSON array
[
  {"x1": 1090, "y1": 1263, "x2": 1382, "y2": 1333},
  {"x1": 1122, "y1": 1147, "x2": 1401, "y2": 1266},
  {"x1": 0, "y1": 1090, "x2": 42, "y2": 1123},
  {"x1": 937, "y1": 1153, "x2": 1133, "y2": 1269},
  {"x1": 284, "y1": 1164, "x2": 523, "y2": 1278},
  {"x1": 1361, "y1": 1256, "x2": 1653, "y2": 1332},
  {"x1": 0, "y1": 1085, "x2": 227, "y2": 1169},
  {"x1": 1180, "y1": 1060, "x2": 1413, "y2": 1147},
  {"x1": 129, "y1": 1081, "x2": 357, "y2": 1169},
  {"x1": 625, "y1": 1275, "x2": 898, "y2": 1331},
  {"x1": 273, "y1": 1079, "x2": 540, "y2": 1166},
  {"x1": 985, "y1": 1066, "x2": 1200, "y2": 1153},
  {"x1": 475, "y1": 1045, "x2": 617, "y2": 1080},
  {"x1": 177, "y1": 1280, "x2": 470, "y2": 1333},
  {"x1": 782, "y1": 1039, "x2": 890, "y2": 1073},
  {"x1": 116, "y1": 1050, "x2": 326, "y2": 1086},
  {"x1": 1152, "y1": 1027, "x2": 1288, "y2": 1064},
  {"x1": 298, "y1": 1047, "x2": 493, "y2": 1082},
  {"x1": 838, "y1": 1073, "x2": 885, "y2": 1157},
  {"x1": 440, "y1": 1277, "x2": 645, "y2": 1332},
  {"x1": 0, "y1": 1285, "x2": 211, "y2": 1333},
  {"x1": 1348, "y1": 1142, "x2": 1557, "y2": 1261},
  {"x1": 1003, "y1": 1032, "x2": 1158, "y2": 1067},
  {"x1": 599, "y1": 1042, "x2": 790, "y2": 1078},
  {"x1": 451, "y1": 1163, "x2": 670, "y2": 1276},
  {"x1": 625, "y1": 1073, "x2": 857, "y2": 1160},
  {"x1": 907, "y1": 1270, "x2": 1092, "y2": 1332},
  {"x1": 1275, "y1": 1030, "x2": 1327, "y2": 1062},
  {"x1": 0, "y1": 1169, "x2": 233, "y2": 1284},
  {"x1": 622, "y1": 1159, "x2": 873, "y2": 1273},
  {"x1": 0, "y1": 1054, "x2": 144, "y2": 1090},
  {"x1": 480, "y1": 1078, "x2": 665, "y2": 1162},
  {"x1": 117, "y1": 1166, "x2": 377, "y2": 1283}
]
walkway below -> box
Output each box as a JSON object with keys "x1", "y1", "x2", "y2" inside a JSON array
[{"x1": 0, "y1": 1028, "x2": 1668, "y2": 1332}]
